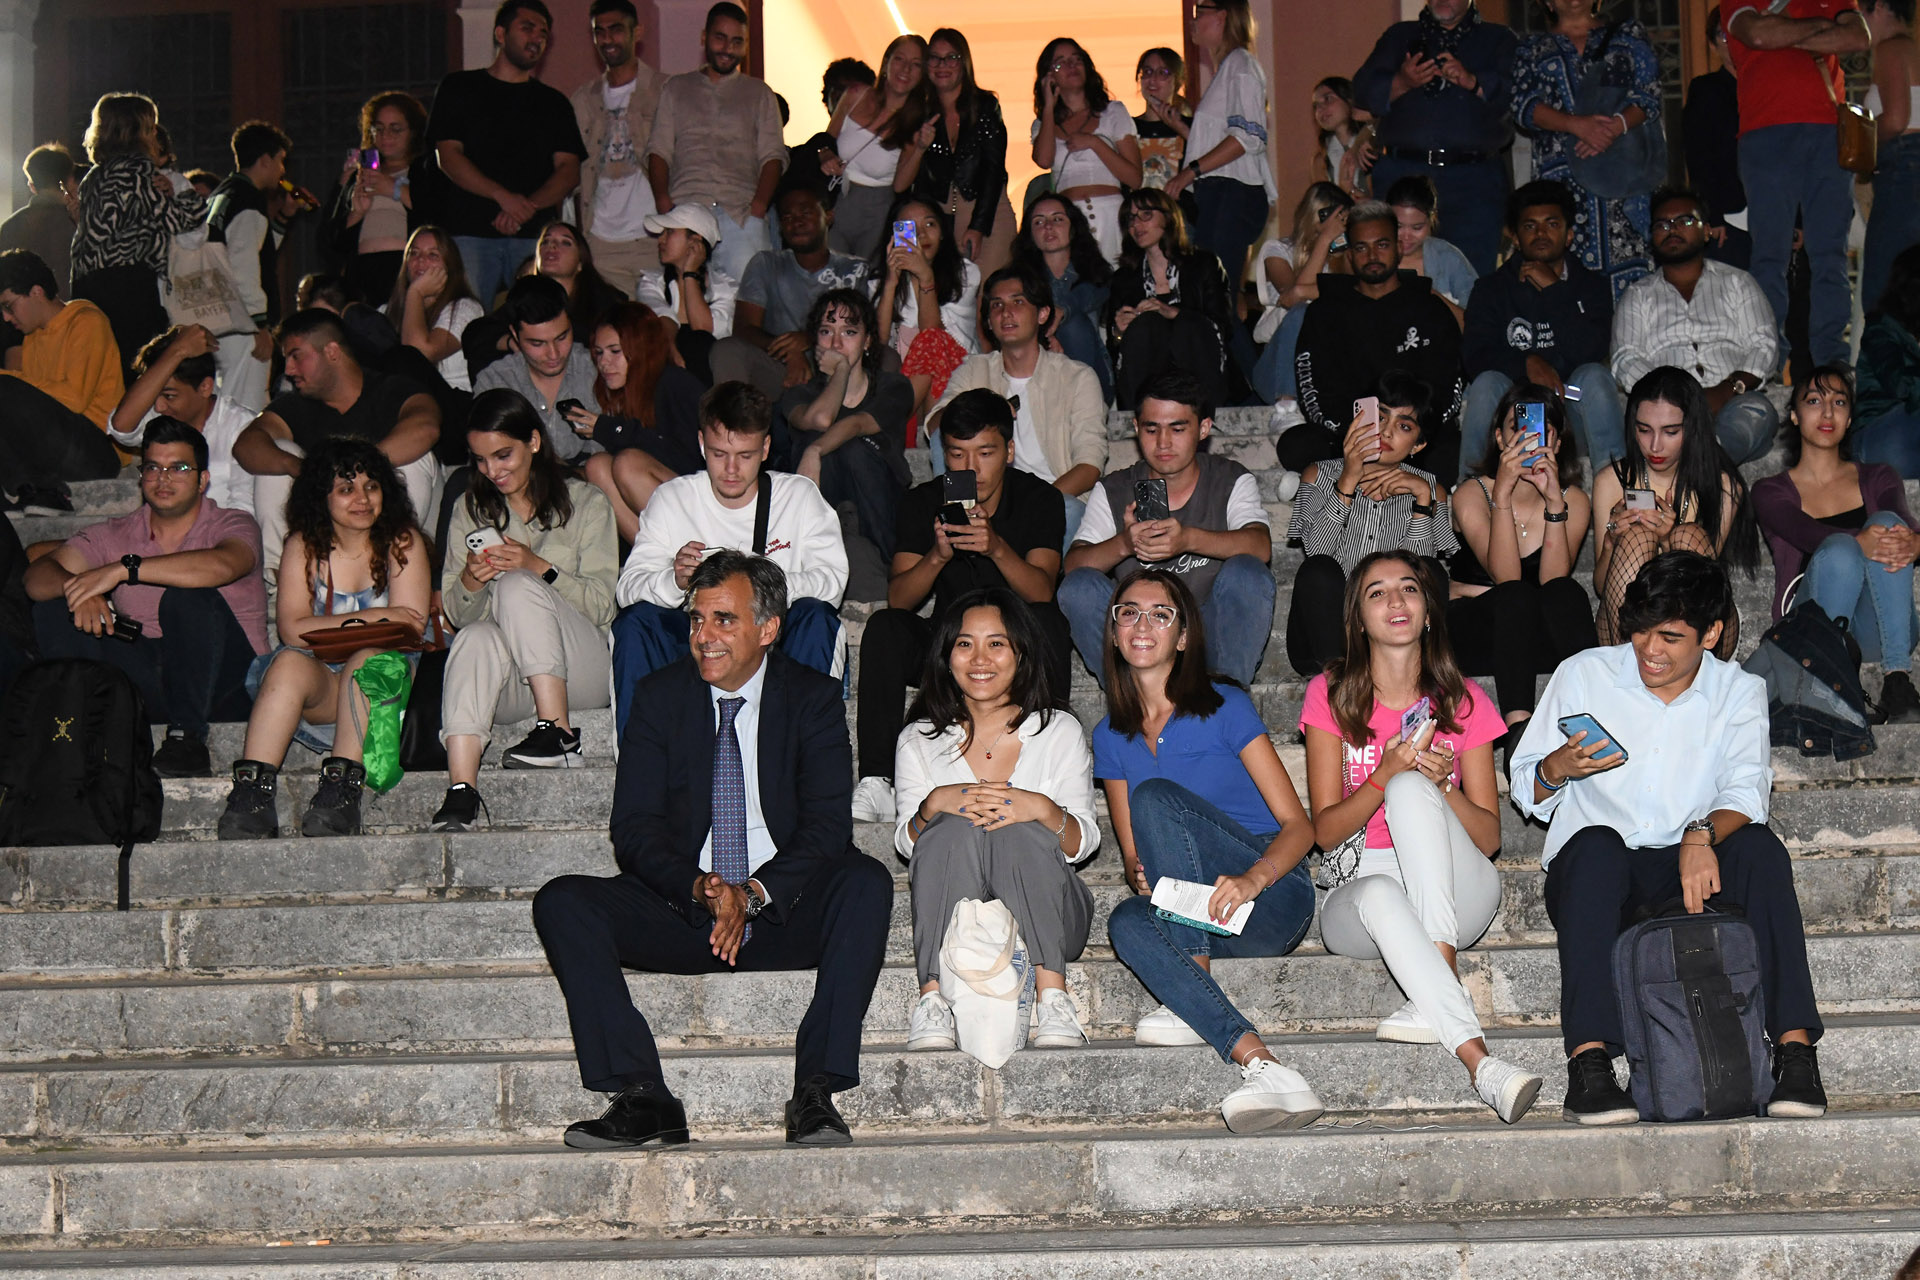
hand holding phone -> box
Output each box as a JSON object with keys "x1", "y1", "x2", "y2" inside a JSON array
[
  {"x1": 1132, "y1": 477, "x2": 1171, "y2": 523},
  {"x1": 1400, "y1": 696, "x2": 1433, "y2": 744},
  {"x1": 1515, "y1": 401, "x2": 1548, "y2": 468},
  {"x1": 465, "y1": 527, "x2": 507, "y2": 554},
  {"x1": 1557, "y1": 713, "x2": 1628, "y2": 764}
]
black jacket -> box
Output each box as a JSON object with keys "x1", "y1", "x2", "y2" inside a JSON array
[
  {"x1": 906, "y1": 93, "x2": 1011, "y2": 239},
  {"x1": 1103, "y1": 249, "x2": 1234, "y2": 361},
  {"x1": 1294, "y1": 271, "x2": 1464, "y2": 432},
  {"x1": 1462, "y1": 256, "x2": 1613, "y2": 382},
  {"x1": 609, "y1": 650, "x2": 856, "y2": 927}
]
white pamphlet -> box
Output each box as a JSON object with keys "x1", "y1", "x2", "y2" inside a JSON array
[{"x1": 1149, "y1": 877, "x2": 1253, "y2": 936}]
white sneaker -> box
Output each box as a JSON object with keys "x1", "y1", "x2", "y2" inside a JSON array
[
  {"x1": 1374, "y1": 999, "x2": 1441, "y2": 1045},
  {"x1": 1030, "y1": 988, "x2": 1087, "y2": 1048},
  {"x1": 906, "y1": 992, "x2": 956, "y2": 1051},
  {"x1": 1275, "y1": 469, "x2": 1301, "y2": 503},
  {"x1": 1220, "y1": 1057, "x2": 1324, "y2": 1134},
  {"x1": 851, "y1": 776, "x2": 895, "y2": 824},
  {"x1": 1134, "y1": 1004, "x2": 1206, "y2": 1047},
  {"x1": 1474, "y1": 1056, "x2": 1544, "y2": 1125}
]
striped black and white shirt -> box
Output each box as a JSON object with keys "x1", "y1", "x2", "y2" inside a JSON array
[
  {"x1": 70, "y1": 154, "x2": 207, "y2": 280},
  {"x1": 1286, "y1": 457, "x2": 1457, "y2": 574}
]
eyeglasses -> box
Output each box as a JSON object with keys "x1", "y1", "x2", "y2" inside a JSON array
[
  {"x1": 1139, "y1": 66, "x2": 1175, "y2": 79},
  {"x1": 1050, "y1": 57, "x2": 1084, "y2": 71},
  {"x1": 1128, "y1": 208, "x2": 1163, "y2": 223},
  {"x1": 1111, "y1": 603, "x2": 1180, "y2": 629},
  {"x1": 139, "y1": 462, "x2": 200, "y2": 477},
  {"x1": 1192, "y1": 2, "x2": 1226, "y2": 12},
  {"x1": 1651, "y1": 213, "x2": 1704, "y2": 233},
  {"x1": 929, "y1": 52, "x2": 963, "y2": 65}
]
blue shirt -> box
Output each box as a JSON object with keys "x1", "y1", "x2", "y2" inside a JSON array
[
  {"x1": 1093, "y1": 684, "x2": 1277, "y2": 837},
  {"x1": 1353, "y1": 16, "x2": 1518, "y2": 154}
]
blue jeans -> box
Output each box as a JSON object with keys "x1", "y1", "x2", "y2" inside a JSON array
[
  {"x1": 709, "y1": 203, "x2": 774, "y2": 288},
  {"x1": 1105, "y1": 778, "x2": 1317, "y2": 1061},
  {"x1": 1457, "y1": 363, "x2": 1624, "y2": 481},
  {"x1": 1739, "y1": 123, "x2": 1854, "y2": 367},
  {"x1": 1191, "y1": 177, "x2": 1270, "y2": 295},
  {"x1": 1715, "y1": 391, "x2": 1781, "y2": 466},
  {"x1": 32, "y1": 588, "x2": 255, "y2": 739},
  {"x1": 611, "y1": 596, "x2": 842, "y2": 738},
  {"x1": 1250, "y1": 304, "x2": 1308, "y2": 403},
  {"x1": 1854, "y1": 406, "x2": 1920, "y2": 479},
  {"x1": 1864, "y1": 133, "x2": 1920, "y2": 314},
  {"x1": 1059, "y1": 555, "x2": 1273, "y2": 687},
  {"x1": 456, "y1": 236, "x2": 537, "y2": 308},
  {"x1": 1369, "y1": 156, "x2": 1507, "y2": 276},
  {"x1": 1802, "y1": 511, "x2": 1917, "y2": 672}
]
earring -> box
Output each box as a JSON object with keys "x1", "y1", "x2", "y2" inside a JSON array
[{"x1": 1424, "y1": 619, "x2": 1431, "y2": 632}]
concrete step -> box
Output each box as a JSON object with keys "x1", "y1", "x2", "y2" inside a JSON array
[{"x1": 0, "y1": 1111, "x2": 1917, "y2": 1248}]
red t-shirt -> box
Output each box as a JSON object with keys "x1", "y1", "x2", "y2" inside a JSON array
[{"x1": 1725, "y1": 0, "x2": 1858, "y2": 134}]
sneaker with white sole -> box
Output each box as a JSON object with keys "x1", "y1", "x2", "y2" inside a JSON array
[
  {"x1": 1474, "y1": 1055, "x2": 1544, "y2": 1124},
  {"x1": 1220, "y1": 1057, "x2": 1324, "y2": 1133},
  {"x1": 1029, "y1": 988, "x2": 1086, "y2": 1048},
  {"x1": 851, "y1": 775, "x2": 896, "y2": 823},
  {"x1": 906, "y1": 991, "x2": 956, "y2": 1051},
  {"x1": 1374, "y1": 998, "x2": 1440, "y2": 1044},
  {"x1": 1134, "y1": 1003, "x2": 1206, "y2": 1046},
  {"x1": 1274, "y1": 469, "x2": 1301, "y2": 503},
  {"x1": 502, "y1": 720, "x2": 583, "y2": 769}
]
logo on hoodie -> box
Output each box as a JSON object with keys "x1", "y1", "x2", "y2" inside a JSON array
[
  {"x1": 1506, "y1": 318, "x2": 1557, "y2": 352},
  {"x1": 1396, "y1": 326, "x2": 1430, "y2": 355}
]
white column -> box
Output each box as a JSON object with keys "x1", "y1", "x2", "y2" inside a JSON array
[
  {"x1": 457, "y1": 4, "x2": 497, "y2": 71},
  {"x1": 0, "y1": 0, "x2": 41, "y2": 217}
]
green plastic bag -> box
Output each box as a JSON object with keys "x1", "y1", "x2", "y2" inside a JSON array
[{"x1": 352, "y1": 652, "x2": 414, "y2": 794}]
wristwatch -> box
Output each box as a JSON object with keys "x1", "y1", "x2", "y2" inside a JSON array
[
  {"x1": 742, "y1": 881, "x2": 767, "y2": 919},
  {"x1": 541, "y1": 565, "x2": 559, "y2": 585},
  {"x1": 1683, "y1": 817, "x2": 1717, "y2": 846},
  {"x1": 120, "y1": 554, "x2": 142, "y2": 585}
]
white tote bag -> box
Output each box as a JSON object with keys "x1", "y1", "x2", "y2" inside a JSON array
[
  {"x1": 937, "y1": 898, "x2": 1036, "y2": 1069},
  {"x1": 164, "y1": 226, "x2": 254, "y2": 335}
]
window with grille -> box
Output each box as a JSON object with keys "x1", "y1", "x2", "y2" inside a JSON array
[
  {"x1": 66, "y1": 12, "x2": 233, "y2": 175},
  {"x1": 280, "y1": 3, "x2": 446, "y2": 205}
]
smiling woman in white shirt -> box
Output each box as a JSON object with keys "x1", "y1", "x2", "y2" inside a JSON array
[
  {"x1": 894, "y1": 586, "x2": 1101, "y2": 1055},
  {"x1": 1032, "y1": 38, "x2": 1144, "y2": 266}
]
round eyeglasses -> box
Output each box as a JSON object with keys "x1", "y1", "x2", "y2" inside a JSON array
[{"x1": 1112, "y1": 603, "x2": 1180, "y2": 629}]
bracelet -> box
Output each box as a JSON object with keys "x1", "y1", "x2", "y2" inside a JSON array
[
  {"x1": 1054, "y1": 809, "x2": 1072, "y2": 841},
  {"x1": 1613, "y1": 112, "x2": 1630, "y2": 132},
  {"x1": 1410, "y1": 502, "x2": 1434, "y2": 517},
  {"x1": 1536, "y1": 766, "x2": 1567, "y2": 793},
  {"x1": 1366, "y1": 773, "x2": 1386, "y2": 792},
  {"x1": 1543, "y1": 506, "x2": 1568, "y2": 523}
]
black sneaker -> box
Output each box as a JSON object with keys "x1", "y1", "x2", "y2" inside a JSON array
[
  {"x1": 301, "y1": 757, "x2": 366, "y2": 837},
  {"x1": 1561, "y1": 1047, "x2": 1639, "y2": 1126},
  {"x1": 216, "y1": 760, "x2": 280, "y2": 840},
  {"x1": 429, "y1": 783, "x2": 488, "y2": 832},
  {"x1": 152, "y1": 730, "x2": 212, "y2": 778},
  {"x1": 1872, "y1": 672, "x2": 1920, "y2": 726},
  {"x1": 502, "y1": 720, "x2": 583, "y2": 769},
  {"x1": 1767, "y1": 1041, "x2": 1827, "y2": 1118}
]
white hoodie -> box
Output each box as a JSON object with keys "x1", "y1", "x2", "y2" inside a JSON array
[{"x1": 616, "y1": 471, "x2": 849, "y2": 609}]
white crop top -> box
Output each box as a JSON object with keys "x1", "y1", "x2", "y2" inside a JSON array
[
  {"x1": 1032, "y1": 100, "x2": 1138, "y2": 189},
  {"x1": 838, "y1": 115, "x2": 900, "y2": 188},
  {"x1": 1865, "y1": 84, "x2": 1920, "y2": 131}
]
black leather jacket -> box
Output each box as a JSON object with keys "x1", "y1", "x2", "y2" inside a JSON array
[{"x1": 907, "y1": 92, "x2": 1010, "y2": 237}]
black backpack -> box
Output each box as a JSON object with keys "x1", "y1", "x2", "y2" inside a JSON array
[
  {"x1": 1742, "y1": 600, "x2": 1875, "y2": 761},
  {"x1": 0, "y1": 660, "x2": 164, "y2": 910}
]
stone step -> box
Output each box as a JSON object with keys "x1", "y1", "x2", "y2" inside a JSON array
[
  {"x1": 0, "y1": 1111, "x2": 1916, "y2": 1248},
  {"x1": 2, "y1": 1017, "x2": 1912, "y2": 1151}
]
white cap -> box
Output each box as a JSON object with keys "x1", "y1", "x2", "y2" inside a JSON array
[{"x1": 643, "y1": 204, "x2": 720, "y2": 246}]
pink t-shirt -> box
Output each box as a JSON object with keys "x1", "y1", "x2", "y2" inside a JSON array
[
  {"x1": 67, "y1": 498, "x2": 270, "y2": 655},
  {"x1": 1298, "y1": 673, "x2": 1505, "y2": 850}
]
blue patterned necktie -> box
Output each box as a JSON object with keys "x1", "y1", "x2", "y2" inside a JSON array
[{"x1": 712, "y1": 696, "x2": 751, "y2": 943}]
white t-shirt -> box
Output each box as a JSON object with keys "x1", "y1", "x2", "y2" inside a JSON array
[
  {"x1": 112, "y1": 397, "x2": 258, "y2": 516},
  {"x1": 637, "y1": 265, "x2": 738, "y2": 340},
  {"x1": 1033, "y1": 100, "x2": 1138, "y2": 190},
  {"x1": 1005, "y1": 374, "x2": 1056, "y2": 483},
  {"x1": 888, "y1": 259, "x2": 982, "y2": 356},
  {"x1": 591, "y1": 77, "x2": 657, "y2": 241},
  {"x1": 382, "y1": 295, "x2": 484, "y2": 392},
  {"x1": 616, "y1": 472, "x2": 849, "y2": 609},
  {"x1": 1075, "y1": 468, "x2": 1265, "y2": 546}
]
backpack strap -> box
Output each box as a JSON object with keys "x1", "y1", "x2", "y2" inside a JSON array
[
  {"x1": 751, "y1": 480, "x2": 773, "y2": 556},
  {"x1": 118, "y1": 678, "x2": 140, "y2": 912}
]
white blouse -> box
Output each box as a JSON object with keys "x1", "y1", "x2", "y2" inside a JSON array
[
  {"x1": 1033, "y1": 100, "x2": 1138, "y2": 190},
  {"x1": 887, "y1": 258, "x2": 982, "y2": 355},
  {"x1": 892, "y1": 709, "x2": 1102, "y2": 864},
  {"x1": 1186, "y1": 48, "x2": 1276, "y2": 202},
  {"x1": 383, "y1": 295, "x2": 483, "y2": 392}
]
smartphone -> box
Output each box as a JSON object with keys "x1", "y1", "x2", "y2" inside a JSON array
[
  {"x1": 940, "y1": 469, "x2": 977, "y2": 529},
  {"x1": 1400, "y1": 696, "x2": 1433, "y2": 743},
  {"x1": 555, "y1": 398, "x2": 585, "y2": 419},
  {"x1": 1133, "y1": 477, "x2": 1171, "y2": 523},
  {"x1": 1558, "y1": 713, "x2": 1627, "y2": 763},
  {"x1": 109, "y1": 612, "x2": 143, "y2": 644},
  {"x1": 1623, "y1": 488, "x2": 1658, "y2": 511},
  {"x1": 1516, "y1": 401, "x2": 1547, "y2": 467},
  {"x1": 1562, "y1": 383, "x2": 1583, "y2": 403},
  {"x1": 465, "y1": 527, "x2": 507, "y2": 553},
  {"x1": 891, "y1": 219, "x2": 918, "y2": 251},
  {"x1": 358, "y1": 148, "x2": 381, "y2": 171},
  {"x1": 1354, "y1": 396, "x2": 1380, "y2": 429}
]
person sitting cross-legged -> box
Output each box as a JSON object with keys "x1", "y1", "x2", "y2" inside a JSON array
[
  {"x1": 1511, "y1": 550, "x2": 1829, "y2": 1124},
  {"x1": 532, "y1": 550, "x2": 893, "y2": 1148}
]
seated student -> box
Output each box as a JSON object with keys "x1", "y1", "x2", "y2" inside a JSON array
[
  {"x1": 558, "y1": 301, "x2": 707, "y2": 542},
  {"x1": 1102, "y1": 187, "x2": 1233, "y2": 412},
  {"x1": 432, "y1": 389, "x2": 620, "y2": 832},
  {"x1": 1098, "y1": 570, "x2": 1324, "y2": 1132},
  {"x1": 217, "y1": 437, "x2": 432, "y2": 840},
  {"x1": 894, "y1": 587, "x2": 1100, "y2": 1054},
  {"x1": 1386, "y1": 175, "x2": 1477, "y2": 323},
  {"x1": 533, "y1": 550, "x2": 892, "y2": 1150},
  {"x1": 0, "y1": 248, "x2": 123, "y2": 507},
  {"x1": 870, "y1": 196, "x2": 981, "y2": 423},
  {"x1": 1012, "y1": 193, "x2": 1114, "y2": 403},
  {"x1": 713, "y1": 186, "x2": 870, "y2": 399},
  {"x1": 776, "y1": 288, "x2": 914, "y2": 562},
  {"x1": 1060, "y1": 370, "x2": 1272, "y2": 685},
  {"x1": 852, "y1": 390, "x2": 1071, "y2": 822},
  {"x1": 234, "y1": 309, "x2": 442, "y2": 603},
  {"x1": 610, "y1": 382, "x2": 847, "y2": 736},
  {"x1": 1285, "y1": 372, "x2": 1457, "y2": 678},
  {"x1": 1301, "y1": 551, "x2": 1543, "y2": 1124},
  {"x1": 472, "y1": 277, "x2": 611, "y2": 504},
  {"x1": 637, "y1": 204, "x2": 738, "y2": 376},
  {"x1": 110, "y1": 325, "x2": 258, "y2": 516},
  {"x1": 385, "y1": 227, "x2": 485, "y2": 394},
  {"x1": 929, "y1": 263, "x2": 1109, "y2": 545},
  {"x1": 1249, "y1": 182, "x2": 1351, "y2": 406},
  {"x1": 1512, "y1": 551, "x2": 1828, "y2": 1124},
  {"x1": 1447, "y1": 383, "x2": 1597, "y2": 736},
  {"x1": 1459, "y1": 180, "x2": 1621, "y2": 483},
  {"x1": 1592, "y1": 367, "x2": 1758, "y2": 651},
  {"x1": 24, "y1": 418, "x2": 268, "y2": 777},
  {"x1": 1752, "y1": 365, "x2": 1920, "y2": 723}
]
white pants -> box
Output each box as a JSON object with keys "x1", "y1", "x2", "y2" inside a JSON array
[
  {"x1": 440, "y1": 570, "x2": 612, "y2": 745},
  {"x1": 1320, "y1": 772, "x2": 1502, "y2": 1053},
  {"x1": 253, "y1": 439, "x2": 442, "y2": 609},
  {"x1": 215, "y1": 332, "x2": 271, "y2": 416},
  {"x1": 1077, "y1": 194, "x2": 1125, "y2": 267}
]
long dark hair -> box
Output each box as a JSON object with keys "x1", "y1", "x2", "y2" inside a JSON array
[
  {"x1": 540, "y1": 221, "x2": 623, "y2": 338},
  {"x1": 907, "y1": 587, "x2": 1056, "y2": 750},
  {"x1": 1102, "y1": 569, "x2": 1224, "y2": 738},
  {"x1": 384, "y1": 226, "x2": 479, "y2": 331},
  {"x1": 1117, "y1": 187, "x2": 1194, "y2": 268},
  {"x1": 287, "y1": 437, "x2": 417, "y2": 598},
  {"x1": 804, "y1": 287, "x2": 884, "y2": 378},
  {"x1": 929, "y1": 27, "x2": 991, "y2": 129},
  {"x1": 1781, "y1": 363, "x2": 1858, "y2": 467},
  {"x1": 870, "y1": 195, "x2": 965, "y2": 304},
  {"x1": 1034, "y1": 37, "x2": 1112, "y2": 123},
  {"x1": 464, "y1": 387, "x2": 577, "y2": 532},
  {"x1": 1479, "y1": 381, "x2": 1583, "y2": 492},
  {"x1": 592, "y1": 300, "x2": 672, "y2": 425},
  {"x1": 1325, "y1": 552, "x2": 1469, "y2": 748},
  {"x1": 874, "y1": 33, "x2": 935, "y2": 150},
  {"x1": 1615, "y1": 366, "x2": 1759, "y2": 573},
  {"x1": 1012, "y1": 193, "x2": 1113, "y2": 288}
]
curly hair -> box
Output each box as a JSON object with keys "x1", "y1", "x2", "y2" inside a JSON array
[
  {"x1": 358, "y1": 91, "x2": 427, "y2": 160},
  {"x1": 286, "y1": 437, "x2": 418, "y2": 599}
]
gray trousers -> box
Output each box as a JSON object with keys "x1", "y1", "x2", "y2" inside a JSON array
[
  {"x1": 441, "y1": 570, "x2": 611, "y2": 745},
  {"x1": 909, "y1": 812, "x2": 1094, "y2": 985}
]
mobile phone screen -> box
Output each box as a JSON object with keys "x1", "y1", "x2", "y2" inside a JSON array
[
  {"x1": 1133, "y1": 477, "x2": 1171, "y2": 522},
  {"x1": 891, "y1": 219, "x2": 918, "y2": 251}
]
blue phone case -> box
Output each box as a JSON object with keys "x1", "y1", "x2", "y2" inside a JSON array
[
  {"x1": 1155, "y1": 906, "x2": 1234, "y2": 937},
  {"x1": 1558, "y1": 713, "x2": 1627, "y2": 762}
]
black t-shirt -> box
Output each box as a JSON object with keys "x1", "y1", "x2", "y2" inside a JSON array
[
  {"x1": 777, "y1": 370, "x2": 916, "y2": 487},
  {"x1": 895, "y1": 465, "x2": 1065, "y2": 619},
  {"x1": 268, "y1": 372, "x2": 427, "y2": 456},
  {"x1": 424, "y1": 69, "x2": 588, "y2": 239}
]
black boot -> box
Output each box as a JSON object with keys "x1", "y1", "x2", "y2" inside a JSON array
[
  {"x1": 1872, "y1": 671, "x2": 1920, "y2": 725},
  {"x1": 301, "y1": 757, "x2": 366, "y2": 837},
  {"x1": 217, "y1": 760, "x2": 280, "y2": 840}
]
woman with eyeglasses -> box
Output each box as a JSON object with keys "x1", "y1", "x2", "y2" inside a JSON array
[
  {"x1": 1133, "y1": 48, "x2": 1195, "y2": 193},
  {"x1": 326, "y1": 91, "x2": 429, "y2": 305},
  {"x1": 1104, "y1": 188, "x2": 1234, "y2": 410},
  {"x1": 1011, "y1": 194, "x2": 1114, "y2": 402},
  {"x1": 1163, "y1": 0, "x2": 1276, "y2": 293},
  {"x1": 1097, "y1": 570, "x2": 1325, "y2": 1132},
  {"x1": 897, "y1": 28, "x2": 1017, "y2": 277},
  {"x1": 824, "y1": 34, "x2": 933, "y2": 261},
  {"x1": 1032, "y1": 37, "x2": 1144, "y2": 266}
]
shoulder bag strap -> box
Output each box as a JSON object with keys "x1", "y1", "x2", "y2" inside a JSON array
[{"x1": 752, "y1": 480, "x2": 773, "y2": 556}]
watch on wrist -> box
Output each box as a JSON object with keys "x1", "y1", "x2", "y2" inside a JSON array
[
  {"x1": 541, "y1": 565, "x2": 559, "y2": 585},
  {"x1": 742, "y1": 882, "x2": 767, "y2": 919},
  {"x1": 120, "y1": 554, "x2": 142, "y2": 585},
  {"x1": 1683, "y1": 817, "x2": 1717, "y2": 846}
]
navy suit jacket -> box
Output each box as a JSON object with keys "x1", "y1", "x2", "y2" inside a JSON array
[{"x1": 609, "y1": 648, "x2": 856, "y2": 926}]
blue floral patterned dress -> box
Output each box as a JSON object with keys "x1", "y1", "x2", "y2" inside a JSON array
[{"x1": 1512, "y1": 20, "x2": 1662, "y2": 298}]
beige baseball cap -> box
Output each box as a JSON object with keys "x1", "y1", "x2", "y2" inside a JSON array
[{"x1": 643, "y1": 204, "x2": 720, "y2": 246}]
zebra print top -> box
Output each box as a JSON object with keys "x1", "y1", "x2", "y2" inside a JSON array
[{"x1": 69, "y1": 154, "x2": 207, "y2": 280}]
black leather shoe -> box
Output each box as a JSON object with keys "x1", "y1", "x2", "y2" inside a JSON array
[
  {"x1": 562, "y1": 1082, "x2": 690, "y2": 1149},
  {"x1": 1767, "y1": 1041, "x2": 1827, "y2": 1119},
  {"x1": 785, "y1": 1075, "x2": 852, "y2": 1146}
]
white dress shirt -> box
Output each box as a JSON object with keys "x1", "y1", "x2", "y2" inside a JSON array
[
  {"x1": 1509, "y1": 645, "x2": 1774, "y2": 870},
  {"x1": 892, "y1": 709, "x2": 1102, "y2": 864},
  {"x1": 698, "y1": 655, "x2": 777, "y2": 877},
  {"x1": 1610, "y1": 257, "x2": 1779, "y2": 391}
]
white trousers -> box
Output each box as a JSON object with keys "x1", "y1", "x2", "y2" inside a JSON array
[
  {"x1": 440, "y1": 570, "x2": 611, "y2": 745},
  {"x1": 214, "y1": 331, "x2": 271, "y2": 417},
  {"x1": 253, "y1": 439, "x2": 442, "y2": 610},
  {"x1": 1319, "y1": 771, "x2": 1502, "y2": 1053},
  {"x1": 1076, "y1": 194, "x2": 1125, "y2": 268}
]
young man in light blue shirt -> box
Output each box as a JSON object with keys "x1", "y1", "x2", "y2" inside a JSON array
[{"x1": 1511, "y1": 551, "x2": 1825, "y2": 1125}]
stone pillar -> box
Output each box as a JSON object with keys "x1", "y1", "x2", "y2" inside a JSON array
[
  {"x1": 457, "y1": 3, "x2": 497, "y2": 71},
  {"x1": 0, "y1": 0, "x2": 41, "y2": 217}
]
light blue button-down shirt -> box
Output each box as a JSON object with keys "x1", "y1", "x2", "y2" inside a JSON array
[
  {"x1": 699, "y1": 656, "x2": 776, "y2": 878},
  {"x1": 1510, "y1": 644, "x2": 1773, "y2": 870}
]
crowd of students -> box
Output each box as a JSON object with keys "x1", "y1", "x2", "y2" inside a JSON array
[{"x1": 1, "y1": 0, "x2": 1917, "y2": 1150}]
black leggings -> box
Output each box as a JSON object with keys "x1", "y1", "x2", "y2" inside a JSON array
[
  {"x1": 1445, "y1": 577, "x2": 1598, "y2": 716},
  {"x1": 1115, "y1": 311, "x2": 1227, "y2": 411},
  {"x1": 1285, "y1": 554, "x2": 1348, "y2": 679}
]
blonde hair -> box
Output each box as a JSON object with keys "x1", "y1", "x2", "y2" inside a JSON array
[
  {"x1": 1217, "y1": 0, "x2": 1257, "y2": 53},
  {"x1": 84, "y1": 93, "x2": 159, "y2": 165}
]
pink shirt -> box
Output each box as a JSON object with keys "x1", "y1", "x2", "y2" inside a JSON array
[
  {"x1": 1299, "y1": 673, "x2": 1505, "y2": 850},
  {"x1": 67, "y1": 498, "x2": 269, "y2": 655}
]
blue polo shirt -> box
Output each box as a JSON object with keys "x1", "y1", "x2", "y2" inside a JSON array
[{"x1": 1092, "y1": 684, "x2": 1278, "y2": 837}]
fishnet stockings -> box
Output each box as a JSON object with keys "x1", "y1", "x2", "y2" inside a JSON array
[{"x1": 1596, "y1": 524, "x2": 1738, "y2": 657}]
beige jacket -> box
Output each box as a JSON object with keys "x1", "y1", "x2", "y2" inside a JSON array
[
  {"x1": 932, "y1": 349, "x2": 1109, "y2": 482},
  {"x1": 569, "y1": 65, "x2": 667, "y2": 232}
]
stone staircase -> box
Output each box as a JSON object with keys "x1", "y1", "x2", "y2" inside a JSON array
[{"x1": 3, "y1": 408, "x2": 1919, "y2": 1274}]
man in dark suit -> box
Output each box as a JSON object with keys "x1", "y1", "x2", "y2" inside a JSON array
[{"x1": 533, "y1": 549, "x2": 891, "y2": 1147}]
